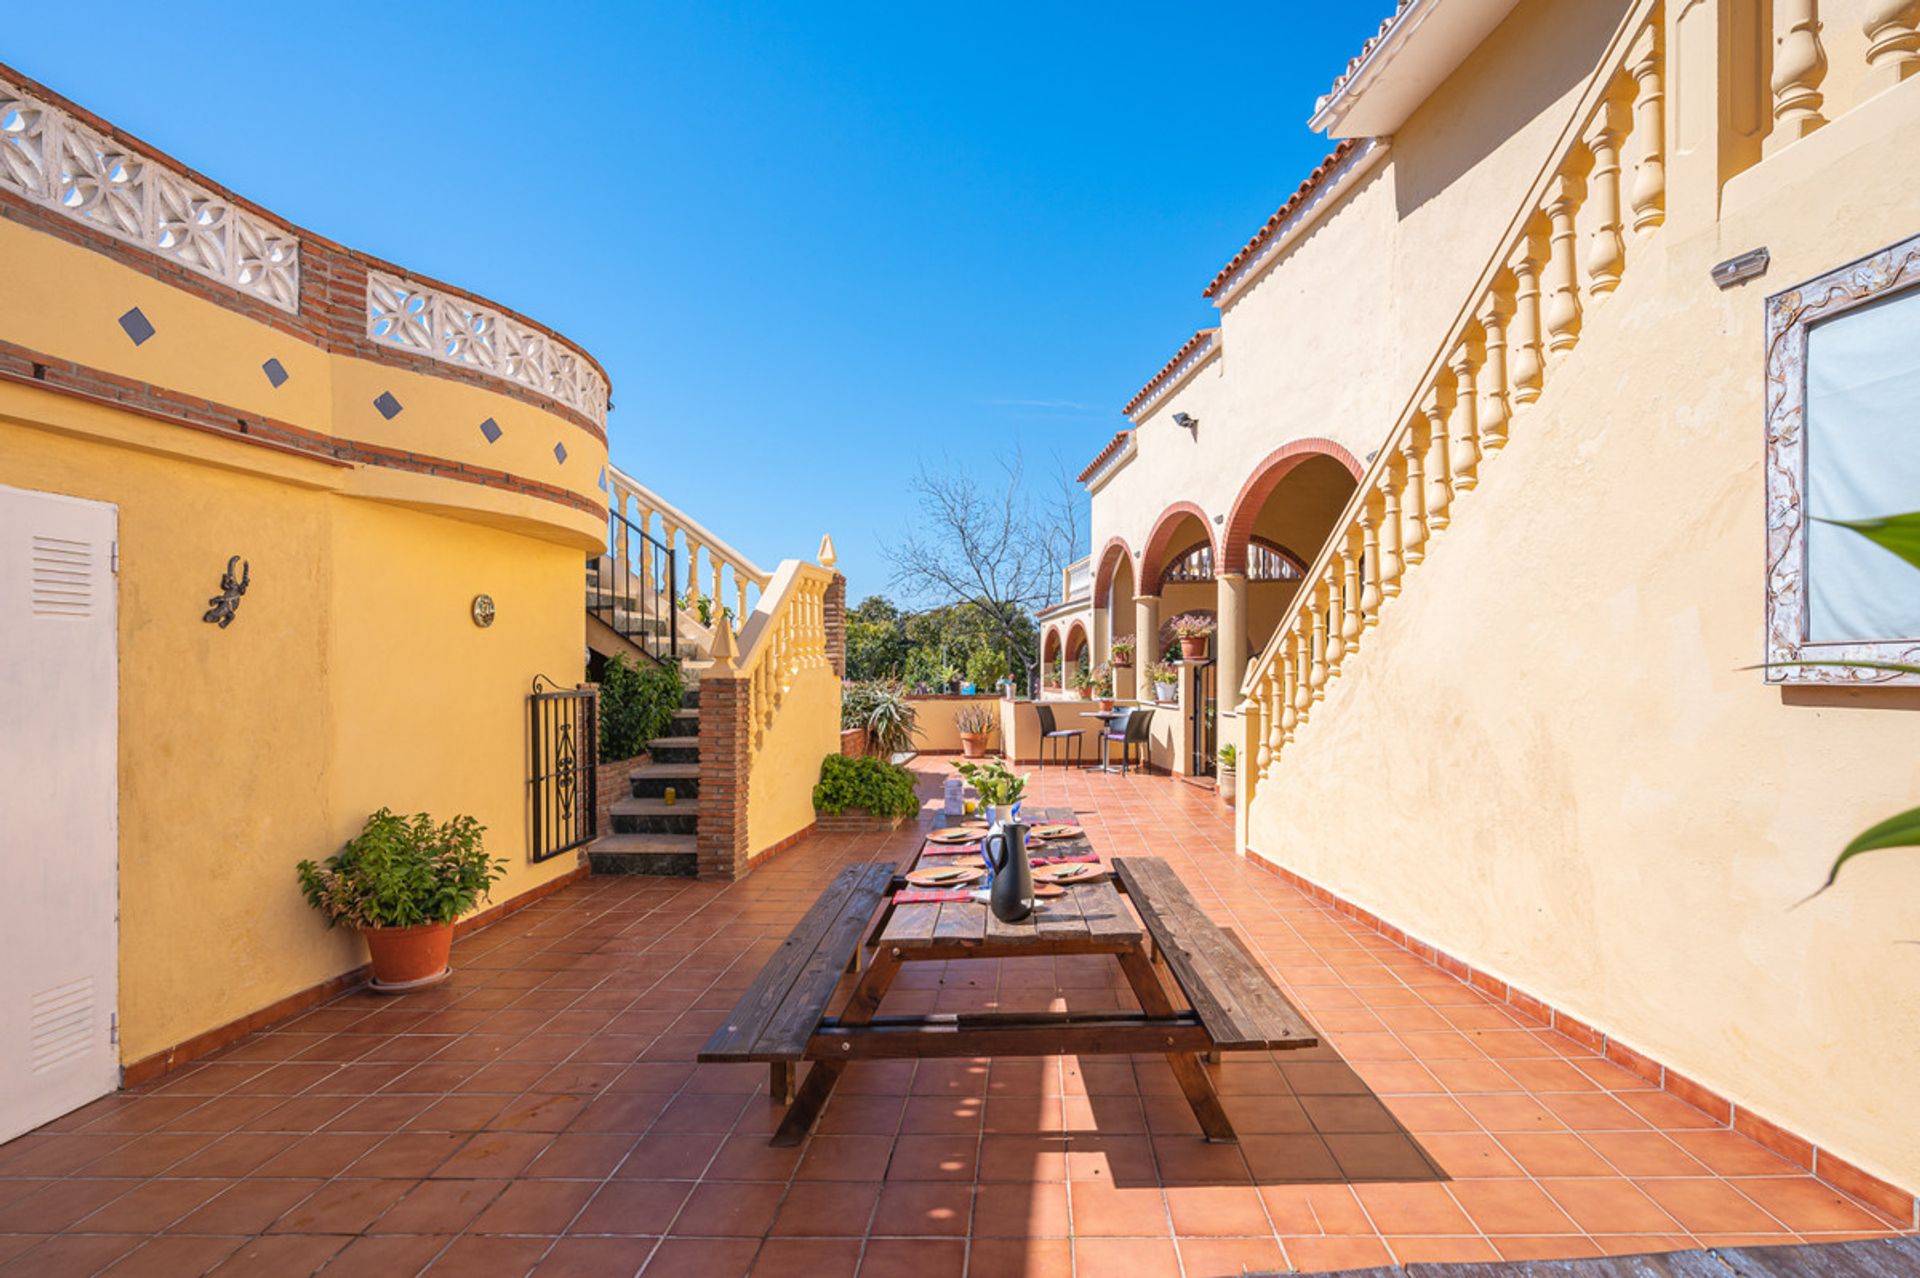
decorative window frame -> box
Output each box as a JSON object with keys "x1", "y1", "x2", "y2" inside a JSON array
[{"x1": 1763, "y1": 231, "x2": 1920, "y2": 685}]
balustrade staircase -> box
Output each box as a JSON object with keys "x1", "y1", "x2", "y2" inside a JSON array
[
  {"x1": 589, "y1": 683, "x2": 705, "y2": 876},
  {"x1": 1243, "y1": 0, "x2": 1676, "y2": 801}
]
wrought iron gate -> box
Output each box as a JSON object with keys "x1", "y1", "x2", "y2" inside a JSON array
[
  {"x1": 529, "y1": 677, "x2": 598, "y2": 862},
  {"x1": 1189, "y1": 657, "x2": 1217, "y2": 778}
]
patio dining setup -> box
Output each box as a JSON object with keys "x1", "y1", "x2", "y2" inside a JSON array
[
  {"x1": 701, "y1": 776, "x2": 1319, "y2": 1149},
  {"x1": 1033, "y1": 700, "x2": 1157, "y2": 773}
]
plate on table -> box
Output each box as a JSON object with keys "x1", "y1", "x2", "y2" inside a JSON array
[
  {"x1": 906, "y1": 865, "x2": 984, "y2": 888},
  {"x1": 1028, "y1": 823, "x2": 1085, "y2": 841},
  {"x1": 926, "y1": 827, "x2": 985, "y2": 846},
  {"x1": 1032, "y1": 883, "x2": 1065, "y2": 898},
  {"x1": 1033, "y1": 863, "x2": 1104, "y2": 884}
]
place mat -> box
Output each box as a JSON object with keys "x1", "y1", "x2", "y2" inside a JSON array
[
  {"x1": 920, "y1": 844, "x2": 981, "y2": 857},
  {"x1": 906, "y1": 865, "x2": 983, "y2": 888},
  {"x1": 894, "y1": 889, "x2": 974, "y2": 904}
]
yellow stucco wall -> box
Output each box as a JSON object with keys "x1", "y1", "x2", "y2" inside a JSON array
[
  {"x1": 2, "y1": 189, "x2": 607, "y2": 1065},
  {"x1": 1245, "y1": 35, "x2": 1920, "y2": 1195}
]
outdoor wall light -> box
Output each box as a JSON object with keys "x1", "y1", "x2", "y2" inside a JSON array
[
  {"x1": 1173, "y1": 412, "x2": 1199, "y2": 435},
  {"x1": 1711, "y1": 248, "x2": 1769, "y2": 289}
]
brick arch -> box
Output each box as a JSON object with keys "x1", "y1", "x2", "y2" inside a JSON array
[
  {"x1": 1220, "y1": 438, "x2": 1364, "y2": 575},
  {"x1": 1092, "y1": 536, "x2": 1135, "y2": 603},
  {"x1": 1063, "y1": 620, "x2": 1090, "y2": 665},
  {"x1": 1138, "y1": 501, "x2": 1219, "y2": 591}
]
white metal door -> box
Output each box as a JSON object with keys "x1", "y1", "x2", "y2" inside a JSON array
[{"x1": 0, "y1": 483, "x2": 119, "y2": 1143}]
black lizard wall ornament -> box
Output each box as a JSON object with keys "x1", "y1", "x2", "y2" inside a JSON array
[{"x1": 202, "y1": 556, "x2": 250, "y2": 628}]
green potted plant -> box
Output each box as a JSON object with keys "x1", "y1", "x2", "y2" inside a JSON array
[
  {"x1": 297, "y1": 809, "x2": 505, "y2": 991},
  {"x1": 1169, "y1": 612, "x2": 1216, "y2": 661},
  {"x1": 1145, "y1": 660, "x2": 1179, "y2": 704},
  {"x1": 937, "y1": 662, "x2": 963, "y2": 695},
  {"x1": 955, "y1": 758, "x2": 1030, "y2": 825},
  {"x1": 1091, "y1": 662, "x2": 1115, "y2": 711},
  {"x1": 1108, "y1": 636, "x2": 1136, "y2": 668},
  {"x1": 1069, "y1": 664, "x2": 1097, "y2": 700},
  {"x1": 1217, "y1": 743, "x2": 1238, "y2": 804},
  {"x1": 843, "y1": 679, "x2": 920, "y2": 760},
  {"x1": 954, "y1": 702, "x2": 997, "y2": 758}
]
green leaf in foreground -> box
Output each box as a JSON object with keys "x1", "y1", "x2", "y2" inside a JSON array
[
  {"x1": 1796, "y1": 805, "x2": 1920, "y2": 906},
  {"x1": 1815, "y1": 511, "x2": 1920, "y2": 572}
]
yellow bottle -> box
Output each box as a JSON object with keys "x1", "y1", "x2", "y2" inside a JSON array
[{"x1": 663, "y1": 786, "x2": 677, "y2": 807}]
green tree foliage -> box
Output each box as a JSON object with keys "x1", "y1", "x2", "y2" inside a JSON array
[
  {"x1": 844, "y1": 592, "x2": 1037, "y2": 693},
  {"x1": 599, "y1": 654, "x2": 686, "y2": 761}
]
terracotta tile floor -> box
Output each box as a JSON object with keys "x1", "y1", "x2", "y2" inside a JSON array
[{"x1": 0, "y1": 764, "x2": 1905, "y2": 1276}]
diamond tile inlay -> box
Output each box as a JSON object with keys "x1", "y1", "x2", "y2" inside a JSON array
[
  {"x1": 373, "y1": 391, "x2": 403, "y2": 420},
  {"x1": 553, "y1": 441, "x2": 568, "y2": 464},
  {"x1": 118, "y1": 307, "x2": 155, "y2": 346},
  {"x1": 261, "y1": 358, "x2": 289, "y2": 388},
  {"x1": 479, "y1": 417, "x2": 503, "y2": 444}
]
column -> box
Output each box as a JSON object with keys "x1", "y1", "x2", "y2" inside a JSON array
[
  {"x1": 1861, "y1": 2, "x2": 1920, "y2": 101},
  {"x1": 1216, "y1": 572, "x2": 1248, "y2": 715},
  {"x1": 1628, "y1": 25, "x2": 1667, "y2": 230},
  {"x1": 1135, "y1": 594, "x2": 1161, "y2": 672},
  {"x1": 1768, "y1": 0, "x2": 1828, "y2": 151}
]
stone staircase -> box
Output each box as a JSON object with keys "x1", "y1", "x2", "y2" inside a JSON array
[{"x1": 586, "y1": 684, "x2": 703, "y2": 877}]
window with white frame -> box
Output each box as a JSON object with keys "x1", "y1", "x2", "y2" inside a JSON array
[{"x1": 1764, "y1": 233, "x2": 1920, "y2": 684}]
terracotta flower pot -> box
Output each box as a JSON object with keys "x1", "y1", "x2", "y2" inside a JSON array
[
  {"x1": 1098, "y1": 699, "x2": 1115, "y2": 711},
  {"x1": 1111, "y1": 655, "x2": 1133, "y2": 668},
  {"x1": 363, "y1": 921, "x2": 453, "y2": 991},
  {"x1": 1077, "y1": 687, "x2": 1093, "y2": 700},
  {"x1": 959, "y1": 732, "x2": 988, "y2": 759},
  {"x1": 1180, "y1": 636, "x2": 1209, "y2": 661}
]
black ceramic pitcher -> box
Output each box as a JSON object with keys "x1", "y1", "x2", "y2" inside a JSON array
[{"x1": 982, "y1": 821, "x2": 1035, "y2": 923}]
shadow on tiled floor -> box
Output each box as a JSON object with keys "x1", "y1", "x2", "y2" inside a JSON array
[{"x1": 0, "y1": 763, "x2": 1902, "y2": 1277}]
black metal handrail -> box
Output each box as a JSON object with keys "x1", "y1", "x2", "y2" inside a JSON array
[{"x1": 589, "y1": 507, "x2": 677, "y2": 665}]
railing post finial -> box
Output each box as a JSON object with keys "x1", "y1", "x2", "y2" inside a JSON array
[{"x1": 818, "y1": 534, "x2": 838, "y2": 568}]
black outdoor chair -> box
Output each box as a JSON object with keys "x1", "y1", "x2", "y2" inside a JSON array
[
  {"x1": 1032, "y1": 702, "x2": 1086, "y2": 768},
  {"x1": 1102, "y1": 707, "x2": 1154, "y2": 774}
]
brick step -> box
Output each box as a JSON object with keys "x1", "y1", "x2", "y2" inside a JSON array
[
  {"x1": 585, "y1": 833, "x2": 697, "y2": 878},
  {"x1": 629, "y1": 762, "x2": 699, "y2": 800},
  {"x1": 611, "y1": 796, "x2": 699, "y2": 836}
]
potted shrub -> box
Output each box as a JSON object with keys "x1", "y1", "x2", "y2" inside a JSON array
[
  {"x1": 1108, "y1": 636, "x2": 1136, "y2": 668},
  {"x1": 937, "y1": 663, "x2": 963, "y2": 695},
  {"x1": 813, "y1": 754, "x2": 921, "y2": 828},
  {"x1": 297, "y1": 809, "x2": 505, "y2": 992},
  {"x1": 843, "y1": 680, "x2": 920, "y2": 760},
  {"x1": 955, "y1": 759, "x2": 1029, "y2": 825},
  {"x1": 1069, "y1": 665, "x2": 1096, "y2": 700},
  {"x1": 1170, "y1": 612, "x2": 1216, "y2": 661},
  {"x1": 954, "y1": 702, "x2": 996, "y2": 758},
  {"x1": 1217, "y1": 743, "x2": 1238, "y2": 804},
  {"x1": 1091, "y1": 662, "x2": 1115, "y2": 711},
  {"x1": 1146, "y1": 660, "x2": 1179, "y2": 704}
]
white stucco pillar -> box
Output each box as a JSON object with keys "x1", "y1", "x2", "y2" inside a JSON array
[
  {"x1": 1092, "y1": 604, "x2": 1109, "y2": 670},
  {"x1": 1134, "y1": 594, "x2": 1161, "y2": 673},
  {"x1": 1216, "y1": 572, "x2": 1248, "y2": 712}
]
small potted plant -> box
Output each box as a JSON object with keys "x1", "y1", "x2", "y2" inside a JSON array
[
  {"x1": 297, "y1": 808, "x2": 505, "y2": 992},
  {"x1": 1146, "y1": 660, "x2": 1179, "y2": 704},
  {"x1": 1091, "y1": 662, "x2": 1115, "y2": 711},
  {"x1": 1108, "y1": 636, "x2": 1136, "y2": 668},
  {"x1": 1069, "y1": 665, "x2": 1096, "y2": 699},
  {"x1": 955, "y1": 758, "x2": 1029, "y2": 825},
  {"x1": 1217, "y1": 743, "x2": 1238, "y2": 804},
  {"x1": 1170, "y1": 613, "x2": 1215, "y2": 661},
  {"x1": 954, "y1": 702, "x2": 997, "y2": 758},
  {"x1": 937, "y1": 663, "x2": 963, "y2": 695}
]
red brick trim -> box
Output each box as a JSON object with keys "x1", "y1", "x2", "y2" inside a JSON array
[
  {"x1": 823, "y1": 573, "x2": 847, "y2": 679},
  {"x1": 0, "y1": 62, "x2": 610, "y2": 440},
  {"x1": 0, "y1": 338, "x2": 604, "y2": 520},
  {"x1": 1244, "y1": 852, "x2": 1920, "y2": 1229},
  {"x1": 1220, "y1": 439, "x2": 1366, "y2": 575},
  {"x1": 1139, "y1": 500, "x2": 1219, "y2": 590},
  {"x1": 696, "y1": 675, "x2": 752, "y2": 880},
  {"x1": 754, "y1": 822, "x2": 822, "y2": 861},
  {"x1": 121, "y1": 862, "x2": 588, "y2": 1088},
  {"x1": 1092, "y1": 537, "x2": 1136, "y2": 604}
]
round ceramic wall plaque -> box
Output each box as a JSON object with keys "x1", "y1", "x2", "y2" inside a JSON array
[{"x1": 471, "y1": 594, "x2": 496, "y2": 628}]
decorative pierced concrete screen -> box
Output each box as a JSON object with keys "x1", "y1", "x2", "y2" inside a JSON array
[
  {"x1": 366, "y1": 271, "x2": 609, "y2": 428},
  {"x1": 0, "y1": 75, "x2": 301, "y2": 313}
]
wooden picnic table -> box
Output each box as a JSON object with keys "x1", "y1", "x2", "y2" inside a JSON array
[{"x1": 700, "y1": 805, "x2": 1320, "y2": 1146}]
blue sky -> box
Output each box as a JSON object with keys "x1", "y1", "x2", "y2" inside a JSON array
[{"x1": 8, "y1": 2, "x2": 1387, "y2": 603}]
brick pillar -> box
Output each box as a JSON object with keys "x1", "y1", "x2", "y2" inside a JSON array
[
  {"x1": 823, "y1": 572, "x2": 847, "y2": 678},
  {"x1": 696, "y1": 673, "x2": 751, "y2": 880}
]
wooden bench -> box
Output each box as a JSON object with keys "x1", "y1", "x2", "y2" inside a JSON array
[
  {"x1": 698, "y1": 861, "x2": 896, "y2": 1104},
  {"x1": 1112, "y1": 856, "x2": 1318, "y2": 1057}
]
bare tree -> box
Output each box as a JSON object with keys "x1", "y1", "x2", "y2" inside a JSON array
[{"x1": 886, "y1": 451, "x2": 1085, "y2": 694}]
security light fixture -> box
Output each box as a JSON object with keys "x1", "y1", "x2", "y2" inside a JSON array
[
  {"x1": 1173, "y1": 412, "x2": 1198, "y2": 435},
  {"x1": 1712, "y1": 248, "x2": 1769, "y2": 290}
]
